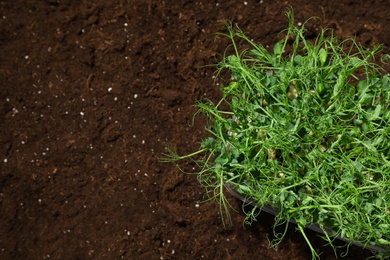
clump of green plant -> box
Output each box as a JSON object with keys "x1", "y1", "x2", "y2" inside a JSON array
[{"x1": 164, "y1": 10, "x2": 390, "y2": 259}]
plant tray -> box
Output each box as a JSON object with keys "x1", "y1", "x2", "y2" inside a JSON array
[{"x1": 224, "y1": 183, "x2": 389, "y2": 253}]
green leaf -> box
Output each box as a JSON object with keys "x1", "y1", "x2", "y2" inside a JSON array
[
  {"x1": 370, "y1": 104, "x2": 382, "y2": 120},
  {"x1": 357, "y1": 80, "x2": 369, "y2": 95},
  {"x1": 379, "y1": 224, "x2": 389, "y2": 229},
  {"x1": 215, "y1": 155, "x2": 228, "y2": 167},
  {"x1": 226, "y1": 81, "x2": 238, "y2": 92},
  {"x1": 364, "y1": 203, "x2": 374, "y2": 214},
  {"x1": 294, "y1": 55, "x2": 303, "y2": 65},
  {"x1": 273, "y1": 41, "x2": 283, "y2": 57},
  {"x1": 378, "y1": 238, "x2": 390, "y2": 245},
  {"x1": 319, "y1": 48, "x2": 327, "y2": 65},
  {"x1": 359, "y1": 93, "x2": 374, "y2": 104},
  {"x1": 375, "y1": 198, "x2": 383, "y2": 207},
  {"x1": 237, "y1": 184, "x2": 251, "y2": 193},
  {"x1": 203, "y1": 137, "x2": 216, "y2": 149},
  {"x1": 354, "y1": 161, "x2": 363, "y2": 172},
  {"x1": 381, "y1": 76, "x2": 390, "y2": 91}
]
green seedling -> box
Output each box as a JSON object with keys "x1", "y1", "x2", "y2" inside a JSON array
[{"x1": 164, "y1": 9, "x2": 390, "y2": 259}]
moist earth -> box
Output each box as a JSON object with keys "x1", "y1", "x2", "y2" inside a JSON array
[{"x1": 1, "y1": 1, "x2": 389, "y2": 259}]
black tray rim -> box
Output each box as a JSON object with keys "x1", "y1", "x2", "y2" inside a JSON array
[{"x1": 224, "y1": 183, "x2": 390, "y2": 253}]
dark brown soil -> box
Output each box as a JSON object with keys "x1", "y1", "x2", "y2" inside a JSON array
[{"x1": 1, "y1": 1, "x2": 389, "y2": 259}]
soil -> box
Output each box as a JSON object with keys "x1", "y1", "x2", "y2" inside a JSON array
[{"x1": 1, "y1": 1, "x2": 389, "y2": 259}]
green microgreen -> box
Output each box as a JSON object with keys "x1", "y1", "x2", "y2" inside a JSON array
[{"x1": 163, "y1": 9, "x2": 390, "y2": 259}]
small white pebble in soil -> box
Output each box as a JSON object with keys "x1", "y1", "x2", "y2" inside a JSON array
[
  {"x1": 127, "y1": 231, "x2": 130, "y2": 236},
  {"x1": 142, "y1": 140, "x2": 145, "y2": 144},
  {"x1": 4, "y1": 158, "x2": 7, "y2": 163},
  {"x1": 124, "y1": 23, "x2": 128, "y2": 27},
  {"x1": 12, "y1": 108, "x2": 19, "y2": 115},
  {"x1": 25, "y1": 55, "x2": 29, "y2": 59},
  {"x1": 195, "y1": 203, "x2": 200, "y2": 208},
  {"x1": 244, "y1": 1, "x2": 248, "y2": 5},
  {"x1": 38, "y1": 199, "x2": 42, "y2": 203},
  {"x1": 298, "y1": 22, "x2": 302, "y2": 26},
  {"x1": 134, "y1": 94, "x2": 138, "y2": 98},
  {"x1": 144, "y1": 173, "x2": 148, "y2": 177},
  {"x1": 80, "y1": 112, "x2": 84, "y2": 116},
  {"x1": 132, "y1": 135, "x2": 136, "y2": 138},
  {"x1": 167, "y1": 240, "x2": 171, "y2": 243},
  {"x1": 108, "y1": 87, "x2": 112, "y2": 92}
]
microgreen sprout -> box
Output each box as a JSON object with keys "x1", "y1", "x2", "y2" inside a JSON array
[{"x1": 164, "y1": 9, "x2": 390, "y2": 259}]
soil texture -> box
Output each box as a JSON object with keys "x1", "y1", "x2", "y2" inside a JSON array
[{"x1": 1, "y1": 1, "x2": 390, "y2": 259}]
